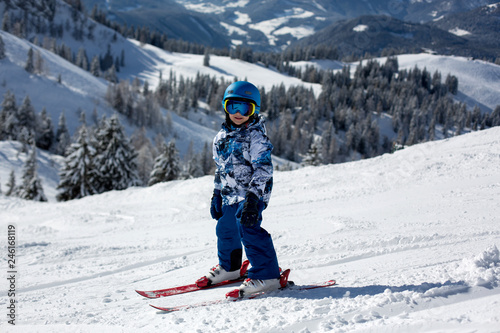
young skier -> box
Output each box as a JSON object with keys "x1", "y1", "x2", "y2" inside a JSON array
[{"x1": 197, "y1": 81, "x2": 281, "y2": 296}]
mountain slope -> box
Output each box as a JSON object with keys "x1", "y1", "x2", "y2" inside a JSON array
[
  {"x1": 80, "y1": 0, "x2": 500, "y2": 52},
  {"x1": 0, "y1": 126, "x2": 499, "y2": 331},
  {"x1": 287, "y1": 14, "x2": 500, "y2": 60},
  {"x1": 429, "y1": 2, "x2": 500, "y2": 52}
]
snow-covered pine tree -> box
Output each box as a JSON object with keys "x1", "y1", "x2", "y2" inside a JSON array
[
  {"x1": 56, "y1": 127, "x2": 99, "y2": 201},
  {"x1": 94, "y1": 115, "x2": 140, "y2": 192},
  {"x1": 25, "y1": 48, "x2": 34, "y2": 73},
  {"x1": 185, "y1": 154, "x2": 204, "y2": 179},
  {"x1": 0, "y1": 34, "x2": 5, "y2": 59},
  {"x1": 201, "y1": 142, "x2": 214, "y2": 175},
  {"x1": 5, "y1": 170, "x2": 16, "y2": 197},
  {"x1": 55, "y1": 112, "x2": 71, "y2": 155},
  {"x1": 302, "y1": 142, "x2": 322, "y2": 167},
  {"x1": 18, "y1": 144, "x2": 47, "y2": 202},
  {"x1": 0, "y1": 90, "x2": 18, "y2": 140},
  {"x1": 148, "y1": 141, "x2": 180, "y2": 186},
  {"x1": 76, "y1": 47, "x2": 89, "y2": 71},
  {"x1": 90, "y1": 55, "x2": 100, "y2": 77},
  {"x1": 36, "y1": 107, "x2": 55, "y2": 150},
  {"x1": 34, "y1": 49, "x2": 44, "y2": 74},
  {"x1": 130, "y1": 127, "x2": 156, "y2": 186},
  {"x1": 17, "y1": 95, "x2": 37, "y2": 140},
  {"x1": 203, "y1": 50, "x2": 210, "y2": 67}
]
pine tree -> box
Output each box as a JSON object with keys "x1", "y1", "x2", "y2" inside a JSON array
[
  {"x1": 5, "y1": 170, "x2": 16, "y2": 197},
  {"x1": 302, "y1": 142, "x2": 322, "y2": 166},
  {"x1": 0, "y1": 90, "x2": 18, "y2": 140},
  {"x1": 148, "y1": 141, "x2": 180, "y2": 186},
  {"x1": 491, "y1": 106, "x2": 500, "y2": 127},
  {"x1": 203, "y1": 50, "x2": 210, "y2": 67},
  {"x1": 94, "y1": 115, "x2": 140, "y2": 192},
  {"x1": 25, "y1": 48, "x2": 34, "y2": 73},
  {"x1": 56, "y1": 127, "x2": 99, "y2": 201},
  {"x1": 17, "y1": 95, "x2": 37, "y2": 140},
  {"x1": 185, "y1": 154, "x2": 204, "y2": 179},
  {"x1": 201, "y1": 142, "x2": 214, "y2": 175},
  {"x1": 34, "y1": 49, "x2": 44, "y2": 74},
  {"x1": 130, "y1": 127, "x2": 156, "y2": 186},
  {"x1": 90, "y1": 55, "x2": 100, "y2": 77},
  {"x1": 36, "y1": 108, "x2": 55, "y2": 150},
  {"x1": 0, "y1": 34, "x2": 5, "y2": 59},
  {"x1": 55, "y1": 112, "x2": 71, "y2": 155},
  {"x1": 76, "y1": 47, "x2": 89, "y2": 70},
  {"x1": 18, "y1": 144, "x2": 47, "y2": 202}
]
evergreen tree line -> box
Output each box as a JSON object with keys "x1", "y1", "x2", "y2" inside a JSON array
[
  {"x1": 2, "y1": 2, "x2": 124, "y2": 81},
  {"x1": 266, "y1": 57, "x2": 500, "y2": 165},
  {"x1": 0, "y1": 90, "x2": 73, "y2": 155},
  {"x1": 102, "y1": 58, "x2": 500, "y2": 167}
]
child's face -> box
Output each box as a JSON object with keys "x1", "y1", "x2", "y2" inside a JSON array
[{"x1": 229, "y1": 112, "x2": 250, "y2": 126}]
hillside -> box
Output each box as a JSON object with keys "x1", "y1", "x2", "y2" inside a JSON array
[
  {"x1": 81, "y1": 0, "x2": 500, "y2": 53},
  {"x1": 429, "y1": 2, "x2": 500, "y2": 61},
  {"x1": 0, "y1": 126, "x2": 499, "y2": 331},
  {"x1": 287, "y1": 13, "x2": 500, "y2": 61}
]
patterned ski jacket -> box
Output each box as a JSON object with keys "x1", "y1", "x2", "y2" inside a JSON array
[{"x1": 213, "y1": 117, "x2": 273, "y2": 207}]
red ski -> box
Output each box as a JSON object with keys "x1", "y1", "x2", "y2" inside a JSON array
[
  {"x1": 136, "y1": 260, "x2": 249, "y2": 299},
  {"x1": 150, "y1": 269, "x2": 336, "y2": 312}
]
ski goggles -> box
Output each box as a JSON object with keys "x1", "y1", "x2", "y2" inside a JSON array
[{"x1": 224, "y1": 99, "x2": 256, "y2": 117}]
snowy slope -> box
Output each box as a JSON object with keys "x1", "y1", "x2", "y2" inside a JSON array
[{"x1": 1, "y1": 127, "x2": 499, "y2": 332}]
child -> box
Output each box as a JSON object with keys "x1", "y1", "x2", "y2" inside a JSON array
[{"x1": 198, "y1": 81, "x2": 281, "y2": 296}]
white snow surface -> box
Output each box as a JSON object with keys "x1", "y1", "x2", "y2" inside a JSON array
[{"x1": 1, "y1": 127, "x2": 500, "y2": 332}]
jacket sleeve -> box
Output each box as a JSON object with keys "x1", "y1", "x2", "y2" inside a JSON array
[
  {"x1": 247, "y1": 128, "x2": 273, "y2": 199},
  {"x1": 213, "y1": 136, "x2": 222, "y2": 192}
]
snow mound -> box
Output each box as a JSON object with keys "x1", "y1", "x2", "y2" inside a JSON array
[{"x1": 456, "y1": 245, "x2": 500, "y2": 287}]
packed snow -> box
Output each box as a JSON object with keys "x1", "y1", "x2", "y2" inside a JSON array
[{"x1": 1, "y1": 127, "x2": 499, "y2": 332}]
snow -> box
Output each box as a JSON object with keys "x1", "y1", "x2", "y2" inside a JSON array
[
  {"x1": 274, "y1": 25, "x2": 316, "y2": 40},
  {"x1": 449, "y1": 27, "x2": 471, "y2": 36},
  {"x1": 248, "y1": 8, "x2": 316, "y2": 46},
  {"x1": 220, "y1": 22, "x2": 247, "y2": 36},
  {"x1": 353, "y1": 24, "x2": 369, "y2": 32},
  {"x1": 233, "y1": 11, "x2": 252, "y2": 25},
  {"x1": 1, "y1": 127, "x2": 499, "y2": 332}
]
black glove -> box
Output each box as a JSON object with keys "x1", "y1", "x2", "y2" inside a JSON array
[
  {"x1": 210, "y1": 190, "x2": 223, "y2": 220},
  {"x1": 240, "y1": 192, "x2": 260, "y2": 227}
]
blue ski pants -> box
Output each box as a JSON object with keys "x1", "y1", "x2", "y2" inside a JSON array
[{"x1": 216, "y1": 200, "x2": 280, "y2": 280}]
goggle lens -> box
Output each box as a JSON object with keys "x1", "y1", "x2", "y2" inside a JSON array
[{"x1": 224, "y1": 100, "x2": 255, "y2": 117}]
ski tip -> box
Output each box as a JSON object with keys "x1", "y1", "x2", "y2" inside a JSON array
[{"x1": 150, "y1": 304, "x2": 177, "y2": 312}]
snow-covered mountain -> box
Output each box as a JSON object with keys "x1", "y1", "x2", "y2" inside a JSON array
[
  {"x1": 81, "y1": 0, "x2": 500, "y2": 52},
  {"x1": 0, "y1": 125, "x2": 499, "y2": 332}
]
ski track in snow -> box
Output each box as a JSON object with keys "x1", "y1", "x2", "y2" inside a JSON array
[{"x1": 0, "y1": 128, "x2": 499, "y2": 332}]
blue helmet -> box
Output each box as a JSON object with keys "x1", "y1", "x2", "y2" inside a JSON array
[{"x1": 222, "y1": 81, "x2": 261, "y2": 115}]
